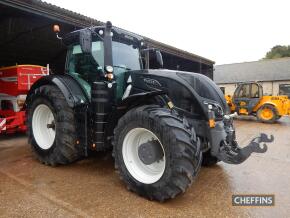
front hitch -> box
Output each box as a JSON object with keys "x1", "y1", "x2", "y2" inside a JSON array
[{"x1": 216, "y1": 133, "x2": 274, "y2": 164}]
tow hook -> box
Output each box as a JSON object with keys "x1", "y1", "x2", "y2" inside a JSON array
[{"x1": 217, "y1": 133, "x2": 274, "y2": 164}]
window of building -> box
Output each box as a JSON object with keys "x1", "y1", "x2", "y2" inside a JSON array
[{"x1": 279, "y1": 84, "x2": 290, "y2": 97}]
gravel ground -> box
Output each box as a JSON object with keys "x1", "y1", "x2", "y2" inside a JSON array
[{"x1": 0, "y1": 116, "x2": 290, "y2": 218}]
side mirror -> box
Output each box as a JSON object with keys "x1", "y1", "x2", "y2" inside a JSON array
[
  {"x1": 156, "y1": 50, "x2": 163, "y2": 68},
  {"x1": 79, "y1": 29, "x2": 92, "y2": 54}
]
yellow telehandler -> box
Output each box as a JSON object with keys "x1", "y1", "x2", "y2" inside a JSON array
[{"x1": 226, "y1": 82, "x2": 290, "y2": 123}]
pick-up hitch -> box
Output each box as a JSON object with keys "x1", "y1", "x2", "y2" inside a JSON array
[{"x1": 217, "y1": 133, "x2": 274, "y2": 164}]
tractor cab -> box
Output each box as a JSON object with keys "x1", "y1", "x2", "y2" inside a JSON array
[
  {"x1": 233, "y1": 82, "x2": 263, "y2": 115},
  {"x1": 61, "y1": 24, "x2": 162, "y2": 100},
  {"x1": 63, "y1": 25, "x2": 143, "y2": 100}
]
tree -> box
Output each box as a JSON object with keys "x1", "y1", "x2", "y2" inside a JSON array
[{"x1": 264, "y1": 45, "x2": 290, "y2": 59}]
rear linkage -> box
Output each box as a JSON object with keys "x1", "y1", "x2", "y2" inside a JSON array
[{"x1": 216, "y1": 114, "x2": 274, "y2": 164}]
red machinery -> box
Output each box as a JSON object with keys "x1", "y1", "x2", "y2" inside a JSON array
[{"x1": 0, "y1": 65, "x2": 48, "y2": 134}]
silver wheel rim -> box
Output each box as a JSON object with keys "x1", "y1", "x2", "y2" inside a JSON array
[
  {"x1": 32, "y1": 104, "x2": 56, "y2": 150},
  {"x1": 122, "y1": 128, "x2": 166, "y2": 184}
]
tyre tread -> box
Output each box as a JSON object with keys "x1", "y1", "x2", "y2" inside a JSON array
[
  {"x1": 26, "y1": 85, "x2": 82, "y2": 166},
  {"x1": 113, "y1": 105, "x2": 202, "y2": 201}
]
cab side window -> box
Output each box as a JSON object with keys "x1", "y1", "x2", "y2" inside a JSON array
[
  {"x1": 237, "y1": 84, "x2": 250, "y2": 98},
  {"x1": 68, "y1": 41, "x2": 104, "y2": 83},
  {"x1": 251, "y1": 84, "x2": 260, "y2": 98}
]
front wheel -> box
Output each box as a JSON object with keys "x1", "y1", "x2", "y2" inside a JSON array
[
  {"x1": 257, "y1": 104, "x2": 278, "y2": 123},
  {"x1": 113, "y1": 105, "x2": 202, "y2": 201}
]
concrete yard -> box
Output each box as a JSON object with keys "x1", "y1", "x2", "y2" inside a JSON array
[{"x1": 0, "y1": 117, "x2": 290, "y2": 218}]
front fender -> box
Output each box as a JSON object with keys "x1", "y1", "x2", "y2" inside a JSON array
[{"x1": 118, "y1": 90, "x2": 167, "y2": 108}]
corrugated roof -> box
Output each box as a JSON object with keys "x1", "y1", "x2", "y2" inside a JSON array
[
  {"x1": 1, "y1": 0, "x2": 214, "y2": 65},
  {"x1": 214, "y1": 57, "x2": 290, "y2": 84},
  {"x1": 1, "y1": 0, "x2": 103, "y2": 26}
]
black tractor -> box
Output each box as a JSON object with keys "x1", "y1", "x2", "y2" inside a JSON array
[{"x1": 26, "y1": 22, "x2": 273, "y2": 201}]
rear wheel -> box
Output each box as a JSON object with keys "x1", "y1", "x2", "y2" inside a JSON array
[
  {"x1": 113, "y1": 105, "x2": 202, "y2": 201},
  {"x1": 32, "y1": 104, "x2": 56, "y2": 149},
  {"x1": 27, "y1": 85, "x2": 82, "y2": 166},
  {"x1": 257, "y1": 104, "x2": 278, "y2": 123}
]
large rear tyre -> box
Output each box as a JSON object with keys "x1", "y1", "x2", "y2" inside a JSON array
[
  {"x1": 257, "y1": 104, "x2": 278, "y2": 123},
  {"x1": 113, "y1": 105, "x2": 202, "y2": 201},
  {"x1": 27, "y1": 85, "x2": 82, "y2": 166}
]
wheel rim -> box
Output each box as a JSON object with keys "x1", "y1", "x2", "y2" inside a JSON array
[
  {"x1": 32, "y1": 104, "x2": 56, "y2": 149},
  {"x1": 122, "y1": 128, "x2": 166, "y2": 184},
  {"x1": 260, "y1": 108, "x2": 274, "y2": 120}
]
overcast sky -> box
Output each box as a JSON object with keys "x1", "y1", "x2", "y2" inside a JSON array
[{"x1": 45, "y1": 0, "x2": 290, "y2": 65}]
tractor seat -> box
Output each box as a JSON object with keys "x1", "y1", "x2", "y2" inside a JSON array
[{"x1": 74, "y1": 54, "x2": 103, "y2": 83}]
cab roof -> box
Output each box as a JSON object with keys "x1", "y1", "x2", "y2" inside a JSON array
[{"x1": 63, "y1": 26, "x2": 143, "y2": 47}]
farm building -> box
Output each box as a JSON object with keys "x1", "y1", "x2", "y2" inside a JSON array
[
  {"x1": 0, "y1": 0, "x2": 214, "y2": 78},
  {"x1": 214, "y1": 58, "x2": 290, "y2": 97}
]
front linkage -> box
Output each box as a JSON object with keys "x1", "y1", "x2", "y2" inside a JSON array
[{"x1": 215, "y1": 115, "x2": 274, "y2": 164}]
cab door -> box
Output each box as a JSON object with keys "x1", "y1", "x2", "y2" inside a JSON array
[{"x1": 233, "y1": 83, "x2": 262, "y2": 115}]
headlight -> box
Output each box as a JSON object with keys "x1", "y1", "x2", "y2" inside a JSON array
[{"x1": 105, "y1": 65, "x2": 113, "y2": 73}]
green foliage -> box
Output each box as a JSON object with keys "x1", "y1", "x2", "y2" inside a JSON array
[{"x1": 264, "y1": 45, "x2": 290, "y2": 59}]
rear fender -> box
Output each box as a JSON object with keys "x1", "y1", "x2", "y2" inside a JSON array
[
  {"x1": 254, "y1": 102, "x2": 278, "y2": 114},
  {"x1": 26, "y1": 74, "x2": 90, "y2": 156},
  {"x1": 26, "y1": 74, "x2": 89, "y2": 108}
]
